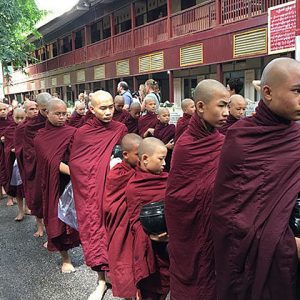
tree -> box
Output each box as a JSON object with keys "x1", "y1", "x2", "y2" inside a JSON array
[{"x1": 0, "y1": 0, "x2": 43, "y2": 80}]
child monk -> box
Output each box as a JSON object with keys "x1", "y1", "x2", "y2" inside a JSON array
[
  {"x1": 68, "y1": 101, "x2": 85, "y2": 128},
  {"x1": 124, "y1": 102, "x2": 141, "y2": 134},
  {"x1": 174, "y1": 98, "x2": 195, "y2": 142},
  {"x1": 4, "y1": 108, "x2": 26, "y2": 216},
  {"x1": 104, "y1": 133, "x2": 142, "y2": 299},
  {"x1": 138, "y1": 97, "x2": 158, "y2": 137},
  {"x1": 69, "y1": 90, "x2": 128, "y2": 300},
  {"x1": 34, "y1": 99, "x2": 80, "y2": 273},
  {"x1": 0, "y1": 103, "x2": 13, "y2": 200},
  {"x1": 153, "y1": 108, "x2": 175, "y2": 172},
  {"x1": 113, "y1": 95, "x2": 129, "y2": 123},
  {"x1": 126, "y1": 137, "x2": 170, "y2": 299}
]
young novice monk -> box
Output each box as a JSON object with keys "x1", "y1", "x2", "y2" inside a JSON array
[
  {"x1": 104, "y1": 133, "x2": 142, "y2": 299},
  {"x1": 34, "y1": 99, "x2": 80, "y2": 273},
  {"x1": 126, "y1": 137, "x2": 170, "y2": 300},
  {"x1": 175, "y1": 98, "x2": 195, "y2": 143},
  {"x1": 138, "y1": 97, "x2": 158, "y2": 137},
  {"x1": 124, "y1": 102, "x2": 141, "y2": 134},
  {"x1": 4, "y1": 108, "x2": 26, "y2": 216},
  {"x1": 68, "y1": 101, "x2": 85, "y2": 128},
  {"x1": 113, "y1": 95, "x2": 129, "y2": 123},
  {"x1": 153, "y1": 108, "x2": 175, "y2": 172}
]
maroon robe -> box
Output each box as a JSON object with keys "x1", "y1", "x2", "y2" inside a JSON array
[
  {"x1": 68, "y1": 111, "x2": 84, "y2": 128},
  {"x1": 165, "y1": 113, "x2": 224, "y2": 300},
  {"x1": 212, "y1": 100, "x2": 300, "y2": 300},
  {"x1": 69, "y1": 117, "x2": 127, "y2": 269},
  {"x1": 126, "y1": 167, "x2": 170, "y2": 299},
  {"x1": 34, "y1": 121, "x2": 80, "y2": 252},
  {"x1": 174, "y1": 113, "x2": 192, "y2": 143},
  {"x1": 103, "y1": 161, "x2": 136, "y2": 298},
  {"x1": 82, "y1": 110, "x2": 93, "y2": 124},
  {"x1": 218, "y1": 113, "x2": 238, "y2": 135},
  {"x1": 0, "y1": 117, "x2": 13, "y2": 186},
  {"x1": 113, "y1": 109, "x2": 130, "y2": 123},
  {"x1": 124, "y1": 115, "x2": 139, "y2": 134},
  {"x1": 138, "y1": 112, "x2": 158, "y2": 137},
  {"x1": 23, "y1": 113, "x2": 46, "y2": 217},
  {"x1": 3, "y1": 123, "x2": 24, "y2": 198}
]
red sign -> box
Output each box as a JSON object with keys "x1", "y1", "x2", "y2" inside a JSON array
[{"x1": 268, "y1": 1, "x2": 296, "y2": 54}]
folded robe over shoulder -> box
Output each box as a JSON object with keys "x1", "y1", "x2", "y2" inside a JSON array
[
  {"x1": 0, "y1": 117, "x2": 14, "y2": 186},
  {"x1": 125, "y1": 168, "x2": 170, "y2": 297},
  {"x1": 153, "y1": 122, "x2": 175, "y2": 144},
  {"x1": 174, "y1": 113, "x2": 192, "y2": 143},
  {"x1": 3, "y1": 122, "x2": 24, "y2": 198},
  {"x1": 124, "y1": 115, "x2": 139, "y2": 134},
  {"x1": 23, "y1": 113, "x2": 47, "y2": 217},
  {"x1": 138, "y1": 112, "x2": 158, "y2": 137},
  {"x1": 103, "y1": 161, "x2": 136, "y2": 298},
  {"x1": 68, "y1": 111, "x2": 84, "y2": 128},
  {"x1": 212, "y1": 100, "x2": 300, "y2": 300},
  {"x1": 165, "y1": 112, "x2": 224, "y2": 300},
  {"x1": 112, "y1": 109, "x2": 130, "y2": 123},
  {"x1": 69, "y1": 117, "x2": 127, "y2": 269},
  {"x1": 34, "y1": 121, "x2": 80, "y2": 252},
  {"x1": 218, "y1": 113, "x2": 238, "y2": 135}
]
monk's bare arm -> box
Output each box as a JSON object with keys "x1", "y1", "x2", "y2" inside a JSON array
[
  {"x1": 295, "y1": 237, "x2": 300, "y2": 259},
  {"x1": 59, "y1": 162, "x2": 70, "y2": 175}
]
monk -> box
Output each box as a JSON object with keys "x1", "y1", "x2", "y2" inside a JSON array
[
  {"x1": 82, "y1": 101, "x2": 94, "y2": 124},
  {"x1": 23, "y1": 92, "x2": 52, "y2": 237},
  {"x1": 126, "y1": 137, "x2": 170, "y2": 299},
  {"x1": 212, "y1": 58, "x2": 300, "y2": 300},
  {"x1": 0, "y1": 103, "x2": 13, "y2": 201},
  {"x1": 218, "y1": 94, "x2": 247, "y2": 135},
  {"x1": 68, "y1": 101, "x2": 85, "y2": 128},
  {"x1": 34, "y1": 99, "x2": 80, "y2": 273},
  {"x1": 69, "y1": 90, "x2": 128, "y2": 300},
  {"x1": 165, "y1": 79, "x2": 230, "y2": 300},
  {"x1": 124, "y1": 102, "x2": 141, "y2": 134},
  {"x1": 174, "y1": 98, "x2": 195, "y2": 143},
  {"x1": 153, "y1": 108, "x2": 175, "y2": 172},
  {"x1": 138, "y1": 97, "x2": 158, "y2": 137},
  {"x1": 112, "y1": 95, "x2": 129, "y2": 123},
  {"x1": 14, "y1": 101, "x2": 38, "y2": 215},
  {"x1": 4, "y1": 108, "x2": 26, "y2": 219},
  {"x1": 104, "y1": 133, "x2": 142, "y2": 299}
]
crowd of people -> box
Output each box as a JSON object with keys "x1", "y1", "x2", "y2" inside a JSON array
[{"x1": 0, "y1": 57, "x2": 300, "y2": 300}]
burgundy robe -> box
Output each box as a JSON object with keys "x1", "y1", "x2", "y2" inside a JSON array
[
  {"x1": 218, "y1": 113, "x2": 238, "y2": 135},
  {"x1": 103, "y1": 161, "x2": 136, "y2": 298},
  {"x1": 126, "y1": 167, "x2": 170, "y2": 298},
  {"x1": 112, "y1": 109, "x2": 129, "y2": 123},
  {"x1": 212, "y1": 100, "x2": 300, "y2": 300},
  {"x1": 174, "y1": 113, "x2": 192, "y2": 143},
  {"x1": 68, "y1": 111, "x2": 84, "y2": 128},
  {"x1": 0, "y1": 117, "x2": 13, "y2": 186},
  {"x1": 82, "y1": 110, "x2": 93, "y2": 124},
  {"x1": 124, "y1": 115, "x2": 139, "y2": 134},
  {"x1": 69, "y1": 117, "x2": 127, "y2": 269},
  {"x1": 34, "y1": 121, "x2": 80, "y2": 251},
  {"x1": 138, "y1": 112, "x2": 158, "y2": 137},
  {"x1": 23, "y1": 113, "x2": 46, "y2": 217},
  {"x1": 165, "y1": 113, "x2": 224, "y2": 300},
  {"x1": 3, "y1": 122, "x2": 24, "y2": 198}
]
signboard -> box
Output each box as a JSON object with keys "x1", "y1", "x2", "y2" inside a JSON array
[{"x1": 268, "y1": 1, "x2": 296, "y2": 54}]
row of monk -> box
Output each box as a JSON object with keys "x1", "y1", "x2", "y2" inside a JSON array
[{"x1": 0, "y1": 57, "x2": 299, "y2": 300}]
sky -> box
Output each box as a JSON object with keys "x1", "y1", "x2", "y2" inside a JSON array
[{"x1": 35, "y1": 0, "x2": 79, "y2": 27}]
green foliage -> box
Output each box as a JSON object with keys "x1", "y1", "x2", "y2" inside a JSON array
[{"x1": 0, "y1": 0, "x2": 43, "y2": 79}]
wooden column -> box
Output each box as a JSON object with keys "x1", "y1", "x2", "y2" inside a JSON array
[
  {"x1": 85, "y1": 25, "x2": 91, "y2": 45},
  {"x1": 216, "y1": 63, "x2": 223, "y2": 83},
  {"x1": 110, "y1": 13, "x2": 115, "y2": 53},
  {"x1": 131, "y1": 2, "x2": 136, "y2": 50},
  {"x1": 168, "y1": 70, "x2": 174, "y2": 103},
  {"x1": 167, "y1": 0, "x2": 172, "y2": 38},
  {"x1": 71, "y1": 32, "x2": 76, "y2": 51},
  {"x1": 133, "y1": 76, "x2": 138, "y2": 92}
]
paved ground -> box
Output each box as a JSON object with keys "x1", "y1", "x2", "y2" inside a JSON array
[{"x1": 0, "y1": 198, "x2": 122, "y2": 300}]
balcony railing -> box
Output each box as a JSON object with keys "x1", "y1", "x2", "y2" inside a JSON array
[{"x1": 24, "y1": 0, "x2": 292, "y2": 77}]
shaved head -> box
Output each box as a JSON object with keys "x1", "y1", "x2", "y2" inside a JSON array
[
  {"x1": 229, "y1": 95, "x2": 247, "y2": 119},
  {"x1": 130, "y1": 102, "x2": 141, "y2": 110},
  {"x1": 36, "y1": 92, "x2": 52, "y2": 106},
  {"x1": 181, "y1": 98, "x2": 194, "y2": 110},
  {"x1": 13, "y1": 108, "x2": 25, "y2": 116},
  {"x1": 121, "y1": 133, "x2": 143, "y2": 152},
  {"x1": 0, "y1": 103, "x2": 8, "y2": 110},
  {"x1": 229, "y1": 94, "x2": 247, "y2": 106},
  {"x1": 194, "y1": 79, "x2": 228, "y2": 104},
  {"x1": 138, "y1": 137, "x2": 166, "y2": 159},
  {"x1": 75, "y1": 101, "x2": 85, "y2": 109},
  {"x1": 24, "y1": 101, "x2": 37, "y2": 111},
  {"x1": 114, "y1": 95, "x2": 124, "y2": 105},
  {"x1": 91, "y1": 90, "x2": 113, "y2": 107},
  {"x1": 47, "y1": 99, "x2": 66, "y2": 112},
  {"x1": 13, "y1": 108, "x2": 26, "y2": 124},
  {"x1": 157, "y1": 107, "x2": 169, "y2": 116},
  {"x1": 90, "y1": 90, "x2": 114, "y2": 122}
]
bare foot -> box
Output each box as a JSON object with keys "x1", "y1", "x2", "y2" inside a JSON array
[
  {"x1": 24, "y1": 208, "x2": 31, "y2": 215},
  {"x1": 43, "y1": 241, "x2": 48, "y2": 249},
  {"x1": 15, "y1": 213, "x2": 24, "y2": 221},
  {"x1": 87, "y1": 281, "x2": 107, "y2": 300},
  {"x1": 6, "y1": 198, "x2": 14, "y2": 206},
  {"x1": 61, "y1": 262, "x2": 76, "y2": 274},
  {"x1": 33, "y1": 229, "x2": 43, "y2": 238}
]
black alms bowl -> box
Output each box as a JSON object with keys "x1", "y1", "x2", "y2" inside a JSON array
[{"x1": 140, "y1": 201, "x2": 167, "y2": 235}]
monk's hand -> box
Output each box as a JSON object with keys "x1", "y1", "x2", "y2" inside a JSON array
[
  {"x1": 144, "y1": 128, "x2": 155, "y2": 137},
  {"x1": 166, "y1": 140, "x2": 174, "y2": 150},
  {"x1": 150, "y1": 232, "x2": 169, "y2": 243},
  {"x1": 11, "y1": 148, "x2": 15, "y2": 152},
  {"x1": 0, "y1": 136, "x2": 4, "y2": 143},
  {"x1": 295, "y1": 237, "x2": 300, "y2": 259}
]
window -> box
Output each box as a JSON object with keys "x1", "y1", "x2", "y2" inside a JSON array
[
  {"x1": 181, "y1": 0, "x2": 196, "y2": 10},
  {"x1": 60, "y1": 35, "x2": 72, "y2": 54},
  {"x1": 114, "y1": 6, "x2": 132, "y2": 34}
]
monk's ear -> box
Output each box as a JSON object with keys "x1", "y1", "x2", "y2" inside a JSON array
[
  {"x1": 90, "y1": 105, "x2": 95, "y2": 114},
  {"x1": 262, "y1": 85, "x2": 272, "y2": 103},
  {"x1": 141, "y1": 153, "x2": 148, "y2": 165},
  {"x1": 196, "y1": 101, "x2": 205, "y2": 114},
  {"x1": 123, "y1": 150, "x2": 128, "y2": 160}
]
